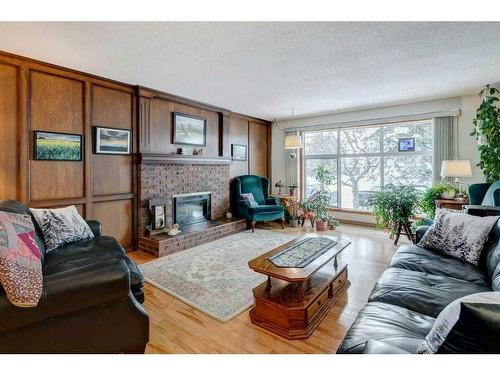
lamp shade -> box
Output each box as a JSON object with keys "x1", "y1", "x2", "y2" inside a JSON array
[
  {"x1": 284, "y1": 133, "x2": 303, "y2": 149},
  {"x1": 440, "y1": 160, "x2": 472, "y2": 178}
]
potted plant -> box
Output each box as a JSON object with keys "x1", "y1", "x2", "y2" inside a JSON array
[
  {"x1": 366, "y1": 184, "x2": 420, "y2": 239},
  {"x1": 288, "y1": 183, "x2": 299, "y2": 197},
  {"x1": 284, "y1": 199, "x2": 301, "y2": 227},
  {"x1": 327, "y1": 215, "x2": 339, "y2": 230},
  {"x1": 420, "y1": 182, "x2": 459, "y2": 218},
  {"x1": 303, "y1": 165, "x2": 335, "y2": 231}
]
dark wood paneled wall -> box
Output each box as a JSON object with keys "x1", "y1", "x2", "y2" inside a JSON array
[
  {"x1": 0, "y1": 50, "x2": 271, "y2": 251},
  {"x1": 0, "y1": 51, "x2": 137, "y2": 250}
]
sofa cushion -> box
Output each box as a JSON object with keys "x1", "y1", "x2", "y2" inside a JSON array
[
  {"x1": 247, "y1": 205, "x2": 285, "y2": 213},
  {"x1": 418, "y1": 209, "x2": 498, "y2": 266},
  {"x1": 30, "y1": 206, "x2": 94, "y2": 252},
  {"x1": 368, "y1": 268, "x2": 490, "y2": 317},
  {"x1": 418, "y1": 292, "x2": 500, "y2": 354},
  {"x1": 481, "y1": 181, "x2": 500, "y2": 206},
  {"x1": 390, "y1": 245, "x2": 487, "y2": 284},
  {"x1": 336, "y1": 302, "x2": 434, "y2": 354}
]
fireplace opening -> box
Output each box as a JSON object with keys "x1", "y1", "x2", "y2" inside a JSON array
[{"x1": 173, "y1": 192, "x2": 211, "y2": 227}]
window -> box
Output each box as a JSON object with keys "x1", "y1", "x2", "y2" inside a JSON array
[{"x1": 303, "y1": 120, "x2": 433, "y2": 210}]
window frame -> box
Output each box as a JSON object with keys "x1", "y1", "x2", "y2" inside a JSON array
[{"x1": 302, "y1": 121, "x2": 433, "y2": 211}]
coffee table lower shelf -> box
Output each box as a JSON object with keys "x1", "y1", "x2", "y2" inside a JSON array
[{"x1": 249, "y1": 267, "x2": 350, "y2": 340}]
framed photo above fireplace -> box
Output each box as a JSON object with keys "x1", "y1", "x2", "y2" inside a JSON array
[
  {"x1": 94, "y1": 126, "x2": 131, "y2": 155},
  {"x1": 231, "y1": 144, "x2": 247, "y2": 161},
  {"x1": 172, "y1": 112, "x2": 206, "y2": 146}
]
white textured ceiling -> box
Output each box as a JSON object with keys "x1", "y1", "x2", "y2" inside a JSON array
[{"x1": 1, "y1": 22, "x2": 500, "y2": 120}]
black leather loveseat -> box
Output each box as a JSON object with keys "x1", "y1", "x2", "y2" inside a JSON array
[
  {"x1": 0, "y1": 200, "x2": 149, "y2": 353},
  {"x1": 337, "y1": 216, "x2": 500, "y2": 354}
]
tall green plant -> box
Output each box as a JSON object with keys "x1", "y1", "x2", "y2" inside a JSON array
[
  {"x1": 301, "y1": 165, "x2": 333, "y2": 221},
  {"x1": 471, "y1": 85, "x2": 500, "y2": 183},
  {"x1": 367, "y1": 184, "x2": 420, "y2": 236}
]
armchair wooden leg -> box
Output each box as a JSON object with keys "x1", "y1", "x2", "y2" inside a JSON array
[
  {"x1": 251, "y1": 221, "x2": 256, "y2": 232},
  {"x1": 280, "y1": 219, "x2": 285, "y2": 229}
]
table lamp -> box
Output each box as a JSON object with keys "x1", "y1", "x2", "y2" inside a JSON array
[{"x1": 440, "y1": 160, "x2": 472, "y2": 199}]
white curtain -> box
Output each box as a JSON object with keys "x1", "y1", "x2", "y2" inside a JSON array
[{"x1": 432, "y1": 116, "x2": 456, "y2": 183}]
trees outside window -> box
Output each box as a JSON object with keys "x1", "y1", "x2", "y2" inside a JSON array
[{"x1": 303, "y1": 120, "x2": 433, "y2": 210}]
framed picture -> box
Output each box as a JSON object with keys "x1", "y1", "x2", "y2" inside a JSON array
[
  {"x1": 152, "y1": 204, "x2": 166, "y2": 230},
  {"x1": 398, "y1": 137, "x2": 415, "y2": 152},
  {"x1": 231, "y1": 144, "x2": 247, "y2": 161},
  {"x1": 34, "y1": 131, "x2": 82, "y2": 161},
  {"x1": 172, "y1": 112, "x2": 206, "y2": 146},
  {"x1": 94, "y1": 126, "x2": 131, "y2": 155}
]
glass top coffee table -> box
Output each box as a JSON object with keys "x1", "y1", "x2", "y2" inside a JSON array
[{"x1": 248, "y1": 233, "x2": 351, "y2": 339}]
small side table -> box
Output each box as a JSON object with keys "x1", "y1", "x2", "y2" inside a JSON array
[{"x1": 435, "y1": 199, "x2": 469, "y2": 212}]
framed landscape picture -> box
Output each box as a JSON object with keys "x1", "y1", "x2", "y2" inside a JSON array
[
  {"x1": 172, "y1": 112, "x2": 206, "y2": 146},
  {"x1": 34, "y1": 131, "x2": 82, "y2": 161},
  {"x1": 94, "y1": 126, "x2": 131, "y2": 155},
  {"x1": 231, "y1": 144, "x2": 247, "y2": 161}
]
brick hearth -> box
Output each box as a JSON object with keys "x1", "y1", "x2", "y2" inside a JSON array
[{"x1": 138, "y1": 162, "x2": 245, "y2": 257}]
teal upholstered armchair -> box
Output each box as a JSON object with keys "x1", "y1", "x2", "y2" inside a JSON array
[
  {"x1": 463, "y1": 181, "x2": 500, "y2": 217},
  {"x1": 230, "y1": 175, "x2": 285, "y2": 232}
]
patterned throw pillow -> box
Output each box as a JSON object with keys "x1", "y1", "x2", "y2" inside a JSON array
[
  {"x1": 241, "y1": 193, "x2": 259, "y2": 206},
  {"x1": 0, "y1": 211, "x2": 43, "y2": 307},
  {"x1": 417, "y1": 292, "x2": 500, "y2": 354},
  {"x1": 30, "y1": 206, "x2": 94, "y2": 252},
  {"x1": 418, "y1": 208, "x2": 498, "y2": 265}
]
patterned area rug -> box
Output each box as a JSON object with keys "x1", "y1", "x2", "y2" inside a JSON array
[{"x1": 139, "y1": 229, "x2": 296, "y2": 322}]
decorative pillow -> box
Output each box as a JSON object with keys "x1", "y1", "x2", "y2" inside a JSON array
[
  {"x1": 241, "y1": 193, "x2": 259, "y2": 206},
  {"x1": 417, "y1": 292, "x2": 500, "y2": 354},
  {"x1": 418, "y1": 208, "x2": 498, "y2": 265},
  {"x1": 30, "y1": 206, "x2": 94, "y2": 252},
  {"x1": 0, "y1": 211, "x2": 43, "y2": 307}
]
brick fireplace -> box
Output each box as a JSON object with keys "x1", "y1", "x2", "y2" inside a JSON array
[{"x1": 138, "y1": 159, "x2": 246, "y2": 257}]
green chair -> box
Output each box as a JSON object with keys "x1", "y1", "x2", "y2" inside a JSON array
[
  {"x1": 231, "y1": 175, "x2": 285, "y2": 232},
  {"x1": 463, "y1": 181, "x2": 500, "y2": 217}
]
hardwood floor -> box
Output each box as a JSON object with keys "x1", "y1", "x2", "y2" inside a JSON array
[{"x1": 129, "y1": 222, "x2": 410, "y2": 354}]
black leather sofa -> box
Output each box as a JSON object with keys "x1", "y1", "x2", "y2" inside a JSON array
[
  {"x1": 0, "y1": 200, "x2": 149, "y2": 353},
  {"x1": 337, "y1": 216, "x2": 500, "y2": 354}
]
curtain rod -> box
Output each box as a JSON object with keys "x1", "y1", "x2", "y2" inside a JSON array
[{"x1": 283, "y1": 110, "x2": 461, "y2": 133}]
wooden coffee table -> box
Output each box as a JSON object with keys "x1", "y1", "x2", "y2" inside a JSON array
[{"x1": 248, "y1": 233, "x2": 350, "y2": 339}]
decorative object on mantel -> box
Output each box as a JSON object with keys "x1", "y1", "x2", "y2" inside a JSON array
[
  {"x1": 192, "y1": 148, "x2": 203, "y2": 155},
  {"x1": 231, "y1": 144, "x2": 247, "y2": 161},
  {"x1": 146, "y1": 197, "x2": 169, "y2": 236},
  {"x1": 167, "y1": 224, "x2": 181, "y2": 236},
  {"x1": 94, "y1": 126, "x2": 131, "y2": 155},
  {"x1": 172, "y1": 112, "x2": 207, "y2": 146},
  {"x1": 225, "y1": 211, "x2": 233, "y2": 220},
  {"x1": 34, "y1": 130, "x2": 82, "y2": 161}
]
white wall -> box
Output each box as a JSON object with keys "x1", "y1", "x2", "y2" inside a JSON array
[{"x1": 271, "y1": 95, "x2": 485, "y2": 224}]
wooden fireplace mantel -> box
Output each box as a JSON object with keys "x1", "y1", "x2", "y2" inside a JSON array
[{"x1": 139, "y1": 153, "x2": 233, "y2": 165}]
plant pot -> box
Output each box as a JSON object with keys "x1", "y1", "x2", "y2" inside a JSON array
[
  {"x1": 289, "y1": 188, "x2": 297, "y2": 197},
  {"x1": 290, "y1": 218, "x2": 299, "y2": 227},
  {"x1": 315, "y1": 220, "x2": 328, "y2": 231},
  {"x1": 441, "y1": 190, "x2": 456, "y2": 199}
]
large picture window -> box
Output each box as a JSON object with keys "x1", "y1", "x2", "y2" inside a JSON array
[{"x1": 303, "y1": 120, "x2": 433, "y2": 210}]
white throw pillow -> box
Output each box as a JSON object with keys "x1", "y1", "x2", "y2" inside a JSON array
[
  {"x1": 241, "y1": 193, "x2": 259, "y2": 206},
  {"x1": 418, "y1": 208, "x2": 498, "y2": 265},
  {"x1": 30, "y1": 205, "x2": 94, "y2": 252},
  {"x1": 417, "y1": 292, "x2": 500, "y2": 354}
]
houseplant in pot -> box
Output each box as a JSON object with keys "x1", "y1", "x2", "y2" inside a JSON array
[
  {"x1": 303, "y1": 165, "x2": 336, "y2": 231},
  {"x1": 420, "y1": 182, "x2": 459, "y2": 218},
  {"x1": 366, "y1": 184, "x2": 419, "y2": 241},
  {"x1": 288, "y1": 183, "x2": 299, "y2": 197}
]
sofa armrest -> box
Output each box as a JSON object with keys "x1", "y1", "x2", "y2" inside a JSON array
[
  {"x1": 415, "y1": 225, "x2": 431, "y2": 243},
  {"x1": 44, "y1": 258, "x2": 131, "y2": 318},
  {"x1": 463, "y1": 205, "x2": 500, "y2": 217},
  {"x1": 266, "y1": 196, "x2": 280, "y2": 205},
  {"x1": 86, "y1": 220, "x2": 102, "y2": 236},
  {"x1": 363, "y1": 340, "x2": 415, "y2": 354}
]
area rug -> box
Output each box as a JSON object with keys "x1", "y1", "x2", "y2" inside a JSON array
[{"x1": 138, "y1": 229, "x2": 296, "y2": 322}]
